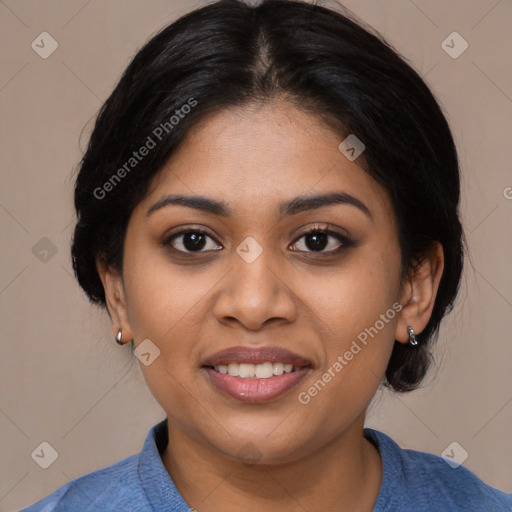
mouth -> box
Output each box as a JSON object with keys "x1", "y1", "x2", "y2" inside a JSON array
[
  {"x1": 206, "y1": 361, "x2": 306, "y2": 378},
  {"x1": 201, "y1": 346, "x2": 313, "y2": 403}
]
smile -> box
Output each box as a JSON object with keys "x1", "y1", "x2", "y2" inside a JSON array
[
  {"x1": 201, "y1": 346, "x2": 313, "y2": 403},
  {"x1": 212, "y1": 362, "x2": 302, "y2": 379}
]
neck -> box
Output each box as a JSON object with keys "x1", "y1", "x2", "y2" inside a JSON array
[{"x1": 161, "y1": 414, "x2": 382, "y2": 512}]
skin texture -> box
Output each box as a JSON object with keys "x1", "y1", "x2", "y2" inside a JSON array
[{"x1": 98, "y1": 99, "x2": 444, "y2": 511}]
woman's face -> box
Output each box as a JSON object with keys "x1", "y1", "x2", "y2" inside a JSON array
[{"x1": 113, "y1": 99, "x2": 407, "y2": 463}]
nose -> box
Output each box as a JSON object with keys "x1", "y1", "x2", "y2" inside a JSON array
[{"x1": 212, "y1": 246, "x2": 297, "y2": 331}]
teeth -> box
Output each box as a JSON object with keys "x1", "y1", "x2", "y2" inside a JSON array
[
  {"x1": 238, "y1": 363, "x2": 255, "y2": 378},
  {"x1": 273, "y1": 363, "x2": 284, "y2": 375},
  {"x1": 227, "y1": 363, "x2": 239, "y2": 376},
  {"x1": 255, "y1": 362, "x2": 273, "y2": 379},
  {"x1": 213, "y1": 362, "x2": 302, "y2": 379}
]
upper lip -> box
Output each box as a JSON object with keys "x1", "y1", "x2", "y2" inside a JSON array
[{"x1": 202, "y1": 346, "x2": 312, "y2": 368}]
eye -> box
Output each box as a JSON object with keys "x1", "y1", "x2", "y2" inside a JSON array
[
  {"x1": 163, "y1": 229, "x2": 223, "y2": 253},
  {"x1": 163, "y1": 225, "x2": 352, "y2": 256},
  {"x1": 290, "y1": 226, "x2": 352, "y2": 254}
]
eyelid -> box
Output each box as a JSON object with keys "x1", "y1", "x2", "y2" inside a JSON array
[
  {"x1": 163, "y1": 224, "x2": 221, "y2": 242},
  {"x1": 162, "y1": 226, "x2": 222, "y2": 251},
  {"x1": 162, "y1": 223, "x2": 353, "y2": 255},
  {"x1": 289, "y1": 224, "x2": 352, "y2": 253},
  {"x1": 290, "y1": 222, "x2": 349, "y2": 241}
]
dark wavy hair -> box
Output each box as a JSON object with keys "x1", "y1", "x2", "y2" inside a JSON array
[{"x1": 70, "y1": 0, "x2": 464, "y2": 393}]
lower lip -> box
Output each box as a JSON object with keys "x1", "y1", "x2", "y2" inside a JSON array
[{"x1": 204, "y1": 367, "x2": 310, "y2": 403}]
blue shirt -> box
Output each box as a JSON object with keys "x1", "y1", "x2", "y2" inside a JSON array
[{"x1": 20, "y1": 417, "x2": 512, "y2": 511}]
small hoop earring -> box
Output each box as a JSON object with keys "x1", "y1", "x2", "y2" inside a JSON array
[
  {"x1": 115, "y1": 329, "x2": 124, "y2": 345},
  {"x1": 407, "y1": 326, "x2": 418, "y2": 346}
]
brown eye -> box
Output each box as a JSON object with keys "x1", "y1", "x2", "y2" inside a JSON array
[
  {"x1": 164, "y1": 229, "x2": 222, "y2": 253},
  {"x1": 290, "y1": 228, "x2": 352, "y2": 254}
]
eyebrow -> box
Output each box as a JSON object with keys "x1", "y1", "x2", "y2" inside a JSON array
[{"x1": 146, "y1": 192, "x2": 372, "y2": 220}]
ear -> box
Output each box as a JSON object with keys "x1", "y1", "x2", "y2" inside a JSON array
[
  {"x1": 96, "y1": 259, "x2": 133, "y2": 343},
  {"x1": 395, "y1": 242, "x2": 444, "y2": 344}
]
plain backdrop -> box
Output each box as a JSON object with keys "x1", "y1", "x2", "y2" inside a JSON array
[{"x1": 1, "y1": 0, "x2": 511, "y2": 510}]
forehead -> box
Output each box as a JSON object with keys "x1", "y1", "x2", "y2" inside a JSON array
[{"x1": 139, "y1": 100, "x2": 391, "y2": 220}]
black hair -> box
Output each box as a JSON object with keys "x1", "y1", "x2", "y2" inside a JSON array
[{"x1": 70, "y1": 0, "x2": 464, "y2": 393}]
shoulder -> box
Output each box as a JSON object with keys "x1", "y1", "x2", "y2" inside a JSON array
[
  {"x1": 19, "y1": 417, "x2": 193, "y2": 512},
  {"x1": 20, "y1": 454, "x2": 151, "y2": 512},
  {"x1": 364, "y1": 427, "x2": 512, "y2": 512},
  {"x1": 18, "y1": 453, "x2": 151, "y2": 511}
]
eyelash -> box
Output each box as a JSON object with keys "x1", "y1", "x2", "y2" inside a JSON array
[{"x1": 162, "y1": 225, "x2": 353, "y2": 257}]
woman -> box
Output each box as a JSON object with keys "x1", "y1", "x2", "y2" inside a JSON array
[{"x1": 21, "y1": 0, "x2": 512, "y2": 510}]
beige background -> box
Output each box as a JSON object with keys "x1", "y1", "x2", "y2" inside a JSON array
[{"x1": 1, "y1": 0, "x2": 511, "y2": 510}]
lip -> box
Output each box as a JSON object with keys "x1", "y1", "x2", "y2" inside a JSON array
[
  {"x1": 201, "y1": 346, "x2": 313, "y2": 403},
  {"x1": 204, "y1": 367, "x2": 311, "y2": 403},
  {"x1": 201, "y1": 345, "x2": 312, "y2": 367}
]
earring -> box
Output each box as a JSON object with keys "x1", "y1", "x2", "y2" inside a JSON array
[
  {"x1": 115, "y1": 329, "x2": 125, "y2": 345},
  {"x1": 407, "y1": 326, "x2": 418, "y2": 346}
]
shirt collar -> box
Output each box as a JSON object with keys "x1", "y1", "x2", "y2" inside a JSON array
[
  {"x1": 137, "y1": 418, "x2": 393, "y2": 511},
  {"x1": 137, "y1": 417, "x2": 192, "y2": 511},
  {"x1": 363, "y1": 427, "x2": 401, "y2": 510}
]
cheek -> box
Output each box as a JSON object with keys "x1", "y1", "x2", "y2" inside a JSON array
[
  {"x1": 293, "y1": 268, "x2": 400, "y2": 436},
  {"x1": 123, "y1": 245, "x2": 219, "y2": 341},
  {"x1": 121, "y1": 250, "x2": 211, "y2": 414},
  {"x1": 303, "y1": 287, "x2": 398, "y2": 395},
  {"x1": 293, "y1": 251, "x2": 401, "y2": 423},
  {"x1": 300, "y1": 248, "x2": 401, "y2": 343}
]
